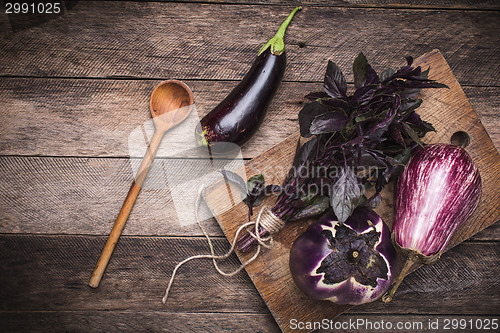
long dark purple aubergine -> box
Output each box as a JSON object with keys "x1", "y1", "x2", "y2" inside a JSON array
[
  {"x1": 382, "y1": 144, "x2": 481, "y2": 302},
  {"x1": 195, "y1": 7, "x2": 301, "y2": 153}
]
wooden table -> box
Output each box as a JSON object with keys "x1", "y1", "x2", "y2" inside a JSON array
[{"x1": 1, "y1": 1, "x2": 498, "y2": 332}]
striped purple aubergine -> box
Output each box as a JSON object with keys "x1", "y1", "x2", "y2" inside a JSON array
[
  {"x1": 382, "y1": 143, "x2": 481, "y2": 303},
  {"x1": 393, "y1": 144, "x2": 481, "y2": 256}
]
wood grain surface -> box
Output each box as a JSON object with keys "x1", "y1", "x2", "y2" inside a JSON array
[
  {"x1": 0, "y1": 235, "x2": 497, "y2": 312},
  {"x1": 204, "y1": 50, "x2": 500, "y2": 332},
  {"x1": 0, "y1": 80, "x2": 498, "y2": 159},
  {"x1": 1, "y1": 155, "x2": 498, "y2": 238},
  {"x1": 156, "y1": 0, "x2": 500, "y2": 10},
  {"x1": 0, "y1": 1, "x2": 499, "y2": 332},
  {"x1": 0, "y1": 3, "x2": 499, "y2": 86}
]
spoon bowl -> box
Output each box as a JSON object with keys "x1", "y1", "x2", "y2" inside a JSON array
[{"x1": 150, "y1": 80, "x2": 194, "y2": 130}]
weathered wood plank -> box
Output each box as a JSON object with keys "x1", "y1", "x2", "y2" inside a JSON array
[
  {"x1": 0, "y1": 2, "x2": 499, "y2": 86},
  {"x1": 0, "y1": 234, "x2": 497, "y2": 315},
  {"x1": 470, "y1": 221, "x2": 500, "y2": 241},
  {"x1": 0, "y1": 234, "x2": 267, "y2": 313},
  {"x1": 0, "y1": 79, "x2": 497, "y2": 159},
  {"x1": 2, "y1": 312, "x2": 499, "y2": 333},
  {"x1": 0, "y1": 7, "x2": 12, "y2": 36},
  {"x1": 0, "y1": 155, "x2": 498, "y2": 237},
  {"x1": 463, "y1": 86, "x2": 500, "y2": 154},
  {"x1": 180, "y1": 0, "x2": 500, "y2": 10},
  {"x1": 0, "y1": 79, "x2": 303, "y2": 159},
  {"x1": 0, "y1": 311, "x2": 281, "y2": 333},
  {"x1": 0, "y1": 155, "x2": 231, "y2": 236},
  {"x1": 50, "y1": 0, "x2": 500, "y2": 10}
]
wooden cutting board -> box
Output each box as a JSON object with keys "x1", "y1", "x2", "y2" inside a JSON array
[{"x1": 203, "y1": 49, "x2": 500, "y2": 333}]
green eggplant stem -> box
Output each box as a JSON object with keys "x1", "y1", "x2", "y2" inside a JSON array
[
  {"x1": 382, "y1": 256, "x2": 416, "y2": 303},
  {"x1": 258, "y1": 6, "x2": 302, "y2": 56}
]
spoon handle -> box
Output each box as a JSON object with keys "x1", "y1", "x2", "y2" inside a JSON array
[{"x1": 89, "y1": 129, "x2": 164, "y2": 288}]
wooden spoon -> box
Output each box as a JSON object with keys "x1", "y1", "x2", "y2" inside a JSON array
[{"x1": 89, "y1": 80, "x2": 194, "y2": 288}]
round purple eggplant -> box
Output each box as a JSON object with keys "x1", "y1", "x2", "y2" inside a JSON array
[
  {"x1": 195, "y1": 7, "x2": 301, "y2": 153},
  {"x1": 289, "y1": 207, "x2": 397, "y2": 305}
]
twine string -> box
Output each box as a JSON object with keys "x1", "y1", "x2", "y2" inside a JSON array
[
  {"x1": 162, "y1": 185, "x2": 285, "y2": 305},
  {"x1": 249, "y1": 206, "x2": 285, "y2": 249}
]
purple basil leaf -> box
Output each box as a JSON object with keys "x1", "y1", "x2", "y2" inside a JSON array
[
  {"x1": 383, "y1": 162, "x2": 402, "y2": 182},
  {"x1": 249, "y1": 194, "x2": 265, "y2": 212},
  {"x1": 375, "y1": 171, "x2": 389, "y2": 192},
  {"x1": 399, "y1": 86, "x2": 422, "y2": 100},
  {"x1": 386, "y1": 79, "x2": 409, "y2": 89},
  {"x1": 403, "y1": 80, "x2": 448, "y2": 89},
  {"x1": 400, "y1": 99, "x2": 423, "y2": 117},
  {"x1": 364, "y1": 149, "x2": 394, "y2": 170},
  {"x1": 401, "y1": 121, "x2": 425, "y2": 148},
  {"x1": 299, "y1": 101, "x2": 331, "y2": 138},
  {"x1": 380, "y1": 68, "x2": 395, "y2": 82},
  {"x1": 421, "y1": 67, "x2": 430, "y2": 79},
  {"x1": 264, "y1": 185, "x2": 282, "y2": 195},
  {"x1": 322, "y1": 98, "x2": 350, "y2": 111},
  {"x1": 289, "y1": 196, "x2": 330, "y2": 221},
  {"x1": 397, "y1": 65, "x2": 421, "y2": 79},
  {"x1": 352, "y1": 53, "x2": 379, "y2": 88},
  {"x1": 305, "y1": 91, "x2": 330, "y2": 101},
  {"x1": 394, "y1": 146, "x2": 412, "y2": 165},
  {"x1": 353, "y1": 84, "x2": 377, "y2": 106},
  {"x1": 355, "y1": 122, "x2": 365, "y2": 140},
  {"x1": 366, "y1": 65, "x2": 380, "y2": 85},
  {"x1": 324, "y1": 60, "x2": 347, "y2": 98},
  {"x1": 362, "y1": 192, "x2": 382, "y2": 209},
  {"x1": 293, "y1": 137, "x2": 318, "y2": 175},
  {"x1": 366, "y1": 95, "x2": 400, "y2": 140},
  {"x1": 405, "y1": 56, "x2": 414, "y2": 66},
  {"x1": 406, "y1": 111, "x2": 436, "y2": 133},
  {"x1": 353, "y1": 52, "x2": 369, "y2": 89},
  {"x1": 383, "y1": 65, "x2": 421, "y2": 83},
  {"x1": 247, "y1": 174, "x2": 265, "y2": 194},
  {"x1": 388, "y1": 123, "x2": 406, "y2": 147},
  {"x1": 421, "y1": 120, "x2": 436, "y2": 133},
  {"x1": 310, "y1": 111, "x2": 349, "y2": 136},
  {"x1": 429, "y1": 81, "x2": 449, "y2": 89},
  {"x1": 358, "y1": 151, "x2": 387, "y2": 168},
  {"x1": 245, "y1": 183, "x2": 281, "y2": 218},
  {"x1": 330, "y1": 166, "x2": 364, "y2": 223},
  {"x1": 406, "y1": 110, "x2": 423, "y2": 124},
  {"x1": 343, "y1": 136, "x2": 364, "y2": 148},
  {"x1": 243, "y1": 176, "x2": 265, "y2": 217},
  {"x1": 219, "y1": 170, "x2": 248, "y2": 194},
  {"x1": 366, "y1": 149, "x2": 402, "y2": 180}
]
